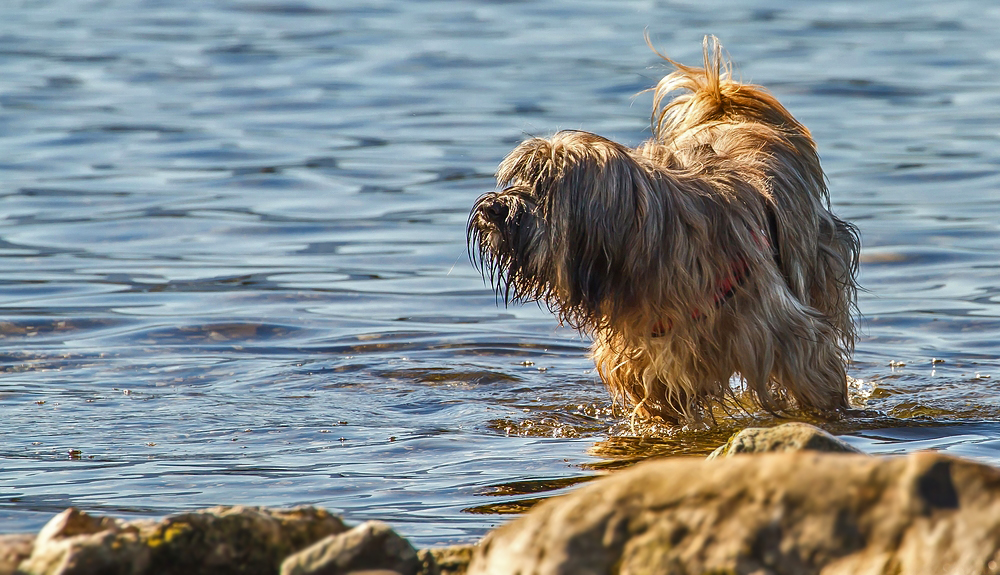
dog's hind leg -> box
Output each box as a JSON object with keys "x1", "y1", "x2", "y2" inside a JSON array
[{"x1": 729, "y1": 283, "x2": 849, "y2": 415}]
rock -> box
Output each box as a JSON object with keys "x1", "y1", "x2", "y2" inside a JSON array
[
  {"x1": 14, "y1": 506, "x2": 460, "y2": 575},
  {"x1": 706, "y1": 421, "x2": 864, "y2": 459},
  {"x1": 16, "y1": 508, "x2": 140, "y2": 575},
  {"x1": 467, "y1": 450, "x2": 1000, "y2": 574},
  {"x1": 0, "y1": 534, "x2": 34, "y2": 575},
  {"x1": 143, "y1": 505, "x2": 347, "y2": 574},
  {"x1": 18, "y1": 505, "x2": 347, "y2": 575},
  {"x1": 417, "y1": 545, "x2": 475, "y2": 575},
  {"x1": 417, "y1": 549, "x2": 437, "y2": 575},
  {"x1": 279, "y1": 520, "x2": 419, "y2": 575}
]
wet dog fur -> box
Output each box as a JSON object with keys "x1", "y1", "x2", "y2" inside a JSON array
[{"x1": 468, "y1": 36, "x2": 860, "y2": 425}]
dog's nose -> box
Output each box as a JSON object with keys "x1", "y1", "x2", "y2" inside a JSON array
[{"x1": 483, "y1": 200, "x2": 509, "y2": 222}]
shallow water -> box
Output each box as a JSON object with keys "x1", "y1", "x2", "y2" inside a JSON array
[{"x1": 2, "y1": 0, "x2": 1000, "y2": 546}]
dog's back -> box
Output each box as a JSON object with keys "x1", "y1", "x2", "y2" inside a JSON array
[
  {"x1": 647, "y1": 36, "x2": 816, "y2": 162},
  {"x1": 640, "y1": 36, "x2": 860, "y2": 353}
]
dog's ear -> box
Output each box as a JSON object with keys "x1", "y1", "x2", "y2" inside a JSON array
[{"x1": 499, "y1": 131, "x2": 662, "y2": 327}]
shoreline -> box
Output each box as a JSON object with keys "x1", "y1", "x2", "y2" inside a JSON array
[{"x1": 8, "y1": 422, "x2": 997, "y2": 574}]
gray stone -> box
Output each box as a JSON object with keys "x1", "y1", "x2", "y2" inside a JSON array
[
  {"x1": 18, "y1": 506, "x2": 347, "y2": 575},
  {"x1": 707, "y1": 421, "x2": 864, "y2": 459},
  {"x1": 468, "y1": 450, "x2": 1000, "y2": 574},
  {"x1": 280, "y1": 520, "x2": 419, "y2": 575}
]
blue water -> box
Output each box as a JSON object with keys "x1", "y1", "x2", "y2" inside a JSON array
[{"x1": 1, "y1": 0, "x2": 1000, "y2": 546}]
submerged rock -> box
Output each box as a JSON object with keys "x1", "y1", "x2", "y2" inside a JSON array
[
  {"x1": 468, "y1": 450, "x2": 1000, "y2": 574},
  {"x1": 707, "y1": 421, "x2": 864, "y2": 459},
  {"x1": 18, "y1": 505, "x2": 347, "y2": 575}
]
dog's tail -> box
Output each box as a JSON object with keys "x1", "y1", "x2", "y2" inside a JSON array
[{"x1": 648, "y1": 35, "x2": 807, "y2": 143}]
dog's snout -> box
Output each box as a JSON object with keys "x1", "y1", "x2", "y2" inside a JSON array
[{"x1": 483, "y1": 200, "x2": 509, "y2": 222}]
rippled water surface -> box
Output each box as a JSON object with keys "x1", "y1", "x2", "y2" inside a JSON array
[{"x1": 2, "y1": 0, "x2": 1000, "y2": 545}]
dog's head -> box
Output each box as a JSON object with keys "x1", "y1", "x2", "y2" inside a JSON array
[{"x1": 469, "y1": 131, "x2": 663, "y2": 330}]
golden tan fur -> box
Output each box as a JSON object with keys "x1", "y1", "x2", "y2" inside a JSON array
[{"x1": 468, "y1": 36, "x2": 859, "y2": 424}]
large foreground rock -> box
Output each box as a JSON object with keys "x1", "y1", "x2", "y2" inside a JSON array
[{"x1": 468, "y1": 450, "x2": 1000, "y2": 575}]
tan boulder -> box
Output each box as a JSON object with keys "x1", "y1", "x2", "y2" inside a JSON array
[
  {"x1": 420, "y1": 544, "x2": 475, "y2": 575},
  {"x1": 468, "y1": 450, "x2": 1000, "y2": 574},
  {"x1": 0, "y1": 534, "x2": 34, "y2": 575}
]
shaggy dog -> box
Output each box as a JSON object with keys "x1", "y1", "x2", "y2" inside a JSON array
[{"x1": 469, "y1": 37, "x2": 860, "y2": 424}]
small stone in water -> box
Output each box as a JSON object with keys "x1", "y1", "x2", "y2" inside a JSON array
[{"x1": 932, "y1": 358, "x2": 946, "y2": 364}]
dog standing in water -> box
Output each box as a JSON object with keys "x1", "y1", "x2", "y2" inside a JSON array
[{"x1": 469, "y1": 36, "x2": 860, "y2": 425}]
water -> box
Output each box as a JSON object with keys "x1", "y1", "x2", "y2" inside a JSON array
[{"x1": 1, "y1": 0, "x2": 1000, "y2": 547}]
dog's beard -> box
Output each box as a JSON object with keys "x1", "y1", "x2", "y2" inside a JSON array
[
  {"x1": 469, "y1": 132, "x2": 676, "y2": 331},
  {"x1": 468, "y1": 186, "x2": 551, "y2": 310},
  {"x1": 468, "y1": 37, "x2": 860, "y2": 425}
]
